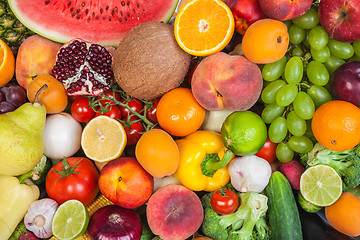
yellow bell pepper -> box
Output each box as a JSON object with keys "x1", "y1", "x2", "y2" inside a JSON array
[
  {"x1": 0, "y1": 172, "x2": 40, "y2": 240},
  {"x1": 174, "y1": 130, "x2": 234, "y2": 192}
]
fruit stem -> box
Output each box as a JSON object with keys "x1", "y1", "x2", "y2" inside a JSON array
[
  {"x1": 34, "y1": 84, "x2": 48, "y2": 104},
  {"x1": 201, "y1": 150, "x2": 234, "y2": 177},
  {"x1": 18, "y1": 170, "x2": 35, "y2": 184}
]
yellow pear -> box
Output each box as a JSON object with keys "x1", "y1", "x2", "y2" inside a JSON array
[{"x1": 0, "y1": 85, "x2": 47, "y2": 176}]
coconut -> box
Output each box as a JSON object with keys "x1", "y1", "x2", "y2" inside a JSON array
[{"x1": 112, "y1": 21, "x2": 192, "y2": 100}]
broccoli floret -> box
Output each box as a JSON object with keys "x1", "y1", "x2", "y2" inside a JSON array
[
  {"x1": 307, "y1": 143, "x2": 360, "y2": 190},
  {"x1": 201, "y1": 192, "x2": 229, "y2": 240},
  {"x1": 347, "y1": 185, "x2": 360, "y2": 198},
  {"x1": 201, "y1": 191, "x2": 271, "y2": 240}
]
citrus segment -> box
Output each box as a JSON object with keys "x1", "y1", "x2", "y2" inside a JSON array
[
  {"x1": 0, "y1": 39, "x2": 15, "y2": 87},
  {"x1": 174, "y1": 0, "x2": 235, "y2": 56},
  {"x1": 300, "y1": 165, "x2": 343, "y2": 207},
  {"x1": 81, "y1": 115, "x2": 127, "y2": 162},
  {"x1": 51, "y1": 199, "x2": 89, "y2": 240}
]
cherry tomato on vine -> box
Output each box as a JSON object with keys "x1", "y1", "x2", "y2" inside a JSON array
[
  {"x1": 255, "y1": 137, "x2": 278, "y2": 163},
  {"x1": 122, "y1": 116, "x2": 145, "y2": 145},
  {"x1": 145, "y1": 98, "x2": 160, "y2": 123},
  {"x1": 45, "y1": 157, "x2": 99, "y2": 206},
  {"x1": 119, "y1": 98, "x2": 144, "y2": 118},
  {"x1": 71, "y1": 97, "x2": 96, "y2": 123},
  {"x1": 95, "y1": 105, "x2": 122, "y2": 120},
  {"x1": 96, "y1": 89, "x2": 121, "y2": 107},
  {"x1": 211, "y1": 189, "x2": 239, "y2": 215}
]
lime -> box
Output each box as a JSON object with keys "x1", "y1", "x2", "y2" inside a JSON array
[
  {"x1": 298, "y1": 191, "x2": 322, "y2": 213},
  {"x1": 51, "y1": 199, "x2": 89, "y2": 240},
  {"x1": 221, "y1": 111, "x2": 267, "y2": 155},
  {"x1": 300, "y1": 165, "x2": 343, "y2": 207}
]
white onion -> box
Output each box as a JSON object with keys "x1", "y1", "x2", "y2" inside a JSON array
[
  {"x1": 43, "y1": 112, "x2": 82, "y2": 160},
  {"x1": 201, "y1": 110, "x2": 234, "y2": 133},
  {"x1": 228, "y1": 155, "x2": 272, "y2": 193}
]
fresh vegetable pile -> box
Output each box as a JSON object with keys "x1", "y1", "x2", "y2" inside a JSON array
[{"x1": 1, "y1": 0, "x2": 360, "y2": 239}]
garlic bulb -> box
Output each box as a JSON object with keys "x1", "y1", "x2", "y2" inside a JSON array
[{"x1": 24, "y1": 198, "x2": 59, "y2": 238}]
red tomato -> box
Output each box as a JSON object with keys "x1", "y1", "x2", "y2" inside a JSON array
[
  {"x1": 45, "y1": 157, "x2": 100, "y2": 206},
  {"x1": 96, "y1": 89, "x2": 121, "y2": 107},
  {"x1": 119, "y1": 98, "x2": 144, "y2": 119},
  {"x1": 255, "y1": 137, "x2": 278, "y2": 163},
  {"x1": 95, "y1": 105, "x2": 122, "y2": 120},
  {"x1": 122, "y1": 116, "x2": 145, "y2": 145},
  {"x1": 71, "y1": 97, "x2": 96, "y2": 123},
  {"x1": 211, "y1": 189, "x2": 239, "y2": 215},
  {"x1": 145, "y1": 98, "x2": 160, "y2": 123}
]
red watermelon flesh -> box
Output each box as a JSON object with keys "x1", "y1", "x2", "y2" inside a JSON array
[{"x1": 8, "y1": 0, "x2": 179, "y2": 46}]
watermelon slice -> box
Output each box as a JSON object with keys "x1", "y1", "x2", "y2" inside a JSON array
[{"x1": 8, "y1": 0, "x2": 179, "y2": 46}]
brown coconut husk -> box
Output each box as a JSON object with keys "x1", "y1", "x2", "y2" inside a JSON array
[{"x1": 112, "y1": 21, "x2": 192, "y2": 100}]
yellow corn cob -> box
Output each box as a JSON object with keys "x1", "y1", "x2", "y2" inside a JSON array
[{"x1": 50, "y1": 194, "x2": 114, "y2": 240}]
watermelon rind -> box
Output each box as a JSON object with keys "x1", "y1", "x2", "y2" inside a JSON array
[{"x1": 8, "y1": 0, "x2": 179, "y2": 46}]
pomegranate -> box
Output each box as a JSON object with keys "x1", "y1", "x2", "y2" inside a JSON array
[{"x1": 52, "y1": 39, "x2": 113, "y2": 96}]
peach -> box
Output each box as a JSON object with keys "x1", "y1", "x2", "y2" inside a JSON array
[
  {"x1": 259, "y1": 0, "x2": 313, "y2": 21},
  {"x1": 98, "y1": 157, "x2": 154, "y2": 209},
  {"x1": 191, "y1": 52, "x2": 262, "y2": 111},
  {"x1": 15, "y1": 35, "x2": 62, "y2": 89},
  {"x1": 146, "y1": 184, "x2": 203, "y2": 240}
]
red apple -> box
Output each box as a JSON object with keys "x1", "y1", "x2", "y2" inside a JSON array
[
  {"x1": 227, "y1": 0, "x2": 267, "y2": 35},
  {"x1": 319, "y1": 0, "x2": 360, "y2": 43},
  {"x1": 330, "y1": 61, "x2": 360, "y2": 106},
  {"x1": 191, "y1": 52, "x2": 263, "y2": 111},
  {"x1": 258, "y1": 0, "x2": 313, "y2": 21},
  {"x1": 98, "y1": 157, "x2": 154, "y2": 209}
]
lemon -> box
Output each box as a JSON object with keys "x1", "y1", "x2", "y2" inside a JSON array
[{"x1": 81, "y1": 115, "x2": 127, "y2": 162}]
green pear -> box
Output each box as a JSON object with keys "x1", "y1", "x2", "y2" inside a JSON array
[{"x1": 0, "y1": 85, "x2": 47, "y2": 176}]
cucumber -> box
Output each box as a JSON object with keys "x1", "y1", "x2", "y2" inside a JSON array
[{"x1": 265, "y1": 171, "x2": 303, "y2": 240}]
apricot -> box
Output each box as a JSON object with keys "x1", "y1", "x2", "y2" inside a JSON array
[
  {"x1": 27, "y1": 75, "x2": 68, "y2": 114},
  {"x1": 242, "y1": 19, "x2": 289, "y2": 64}
]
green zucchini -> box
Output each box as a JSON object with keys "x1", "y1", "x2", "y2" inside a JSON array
[{"x1": 265, "y1": 171, "x2": 303, "y2": 240}]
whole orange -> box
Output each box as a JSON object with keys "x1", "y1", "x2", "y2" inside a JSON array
[
  {"x1": 27, "y1": 74, "x2": 68, "y2": 114},
  {"x1": 325, "y1": 192, "x2": 360, "y2": 237},
  {"x1": 156, "y1": 87, "x2": 206, "y2": 137},
  {"x1": 241, "y1": 18, "x2": 289, "y2": 64},
  {"x1": 0, "y1": 39, "x2": 15, "y2": 87},
  {"x1": 311, "y1": 100, "x2": 360, "y2": 151},
  {"x1": 135, "y1": 129, "x2": 180, "y2": 178}
]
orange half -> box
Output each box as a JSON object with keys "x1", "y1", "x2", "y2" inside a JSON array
[
  {"x1": 174, "y1": 0, "x2": 235, "y2": 56},
  {"x1": 0, "y1": 39, "x2": 15, "y2": 87}
]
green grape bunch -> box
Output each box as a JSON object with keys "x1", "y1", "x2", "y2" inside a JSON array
[{"x1": 258, "y1": 5, "x2": 360, "y2": 163}]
